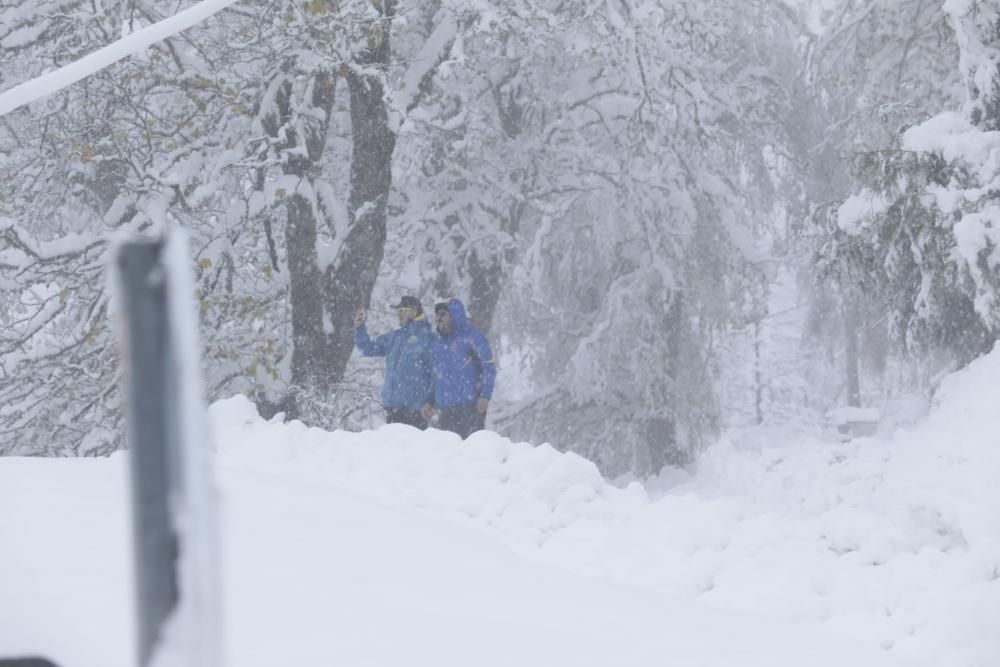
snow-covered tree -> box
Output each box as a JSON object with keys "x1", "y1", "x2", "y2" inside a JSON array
[
  {"x1": 0, "y1": 0, "x2": 476, "y2": 450},
  {"x1": 802, "y1": 0, "x2": 961, "y2": 407},
  {"x1": 819, "y1": 0, "x2": 1000, "y2": 385},
  {"x1": 2, "y1": 0, "x2": 984, "y2": 475},
  {"x1": 446, "y1": 0, "x2": 803, "y2": 475}
]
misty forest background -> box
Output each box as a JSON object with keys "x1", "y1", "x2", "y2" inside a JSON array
[{"x1": 2, "y1": 0, "x2": 999, "y2": 477}]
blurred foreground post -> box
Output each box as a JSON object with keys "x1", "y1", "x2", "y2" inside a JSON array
[
  {"x1": 114, "y1": 234, "x2": 222, "y2": 667},
  {"x1": 117, "y1": 240, "x2": 176, "y2": 665}
]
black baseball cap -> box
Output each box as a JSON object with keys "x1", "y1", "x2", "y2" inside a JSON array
[{"x1": 391, "y1": 295, "x2": 422, "y2": 311}]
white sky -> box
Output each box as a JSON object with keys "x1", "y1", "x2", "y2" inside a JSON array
[{"x1": 3, "y1": 344, "x2": 1000, "y2": 666}]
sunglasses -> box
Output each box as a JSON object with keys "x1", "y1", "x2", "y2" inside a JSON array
[
  {"x1": 435, "y1": 309, "x2": 449, "y2": 318},
  {"x1": 397, "y1": 307, "x2": 416, "y2": 314}
]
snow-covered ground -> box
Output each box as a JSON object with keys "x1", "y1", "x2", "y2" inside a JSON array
[{"x1": 3, "y1": 348, "x2": 1000, "y2": 666}]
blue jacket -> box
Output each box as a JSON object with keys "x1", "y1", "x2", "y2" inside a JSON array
[
  {"x1": 354, "y1": 317, "x2": 434, "y2": 410},
  {"x1": 431, "y1": 299, "x2": 496, "y2": 408}
]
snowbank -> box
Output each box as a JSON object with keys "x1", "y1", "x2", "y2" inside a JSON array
[
  {"x1": 2, "y1": 347, "x2": 999, "y2": 666},
  {"x1": 210, "y1": 345, "x2": 1000, "y2": 666},
  {"x1": 211, "y1": 397, "x2": 648, "y2": 548}
]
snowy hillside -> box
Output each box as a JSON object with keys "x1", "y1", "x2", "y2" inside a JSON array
[{"x1": 3, "y1": 347, "x2": 1000, "y2": 666}]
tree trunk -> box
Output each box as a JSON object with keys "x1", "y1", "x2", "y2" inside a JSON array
[
  {"x1": 467, "y1": 249, "x2": 503, "y2": 334},
  {"x1": 844, "y1": 305, "x2": 861, "y2": 406},
  {"x1": 257, "y1": 72, "x2": 337, "y2": 420},
  {"x1": 467, "y1": 198, "x2": 524, "y2": 334},
  {"x1": 323, "y1": 22, "x2": 397, "y2": 383},
  {"x1": 648, "y1": 290, "x2": 684, "y2": 474},
  {"x1": 286, "y1": 193, "x2": 332, "y2": 401},
  {"x1": 754, "y1": 319, "x2": 764, "y2": 424}
]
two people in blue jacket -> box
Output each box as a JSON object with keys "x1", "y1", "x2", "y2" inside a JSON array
[{"x1": 354, "y1": 295, "x2": 495, "y2": 438}]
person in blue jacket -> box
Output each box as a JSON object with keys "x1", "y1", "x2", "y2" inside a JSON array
[
  {"x1": 421, "y1": 297, "x2": 496, "y2": 438},
  {"x1": 354, "y1": 295, "x2": 435, "y2": 429}
]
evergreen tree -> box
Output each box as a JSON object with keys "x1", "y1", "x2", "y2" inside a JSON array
[{"x1": 818, "y1": 0, "x2": 1000, "y2": 383}]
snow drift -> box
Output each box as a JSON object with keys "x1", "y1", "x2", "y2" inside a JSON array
[{"x1": 3, "y1": 346, "x2": 1000, "y2": 665}]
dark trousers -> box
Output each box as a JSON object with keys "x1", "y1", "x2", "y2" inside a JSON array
[
  {"x1": 385, "y1": 407, "x2": 427, "y2": 430},
  {"x1": 438, "y1": 405, "x2": 486, "y2": 439}
]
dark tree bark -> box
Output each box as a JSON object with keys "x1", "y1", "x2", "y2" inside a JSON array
[
  {"x1": 754, "y1": 320, "x2": 764, "y2": 424},
  {"x1": 467, "y1": 195, "x2": 525, "y2": 334},
  {"x1": 844, "y1": 304, "x2": 861, "y2": 407},
  {"x1": 258, "y1": 70, "x2": 338, "y2": 419},
  {"x1": 324, "y1": 8, "x2": 397, "y2": 383},
  {"x1": 467, "y1": 249, "x2": 503, "y2": 334},
  {"x1": 286, "y1": 193, "x2": 330, "y2": 395}
]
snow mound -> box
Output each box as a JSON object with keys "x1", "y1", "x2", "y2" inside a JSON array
[
  {"x1": 547, "y1": 347, "x2": 1000, "y2": 667},
  {"x1": 209, "y1": 345, "x2": 1000, "y2": 667},
  {"x1": 210, "y1": 396, "x2": 647, "y2": 547}
]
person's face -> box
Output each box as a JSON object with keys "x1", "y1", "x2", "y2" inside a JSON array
[
  {"x1": 435, "y1": 308, "x2": 451, "y2": 335},
  {"x1": 397, "y1": 307, "x2": 417, "y2": 326}
]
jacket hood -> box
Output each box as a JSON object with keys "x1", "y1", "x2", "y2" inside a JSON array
[{"x1": 446, "y1": 298, "x2": 468, "y2": 332}]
